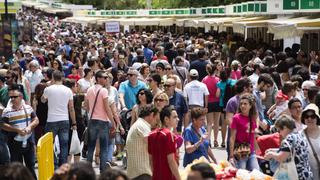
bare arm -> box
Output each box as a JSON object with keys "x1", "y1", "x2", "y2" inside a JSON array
[
  {"x1": 103, "y1": 97, "x2": 115, "y2": 125},
  {"x1": 265, "y1": 150, "x2": 290, "y2": 163},
  {"x1": 130, "y1": 106, "x2": 137, "y2": 127},
  {"x1": 225, "y1": 112, "x2": 234, "y2": 126},
  {"x1": 216, "y1": 88, "x2": 221, "y2": 98},
  {"x1": 2, "y1": 123, "x2": 26, "y2": 135},
  {"x1": 25, "y1": 116, "x2": 39, "y2": 134},
  {"x1": 41, "y1": 95, "x2": 47, "y2": 103},
  {"x1": 119, "y1": 93, "x2": 126, "y2": 109},
  {"x1": 68, "y1": 100, "x2": 77, "y2": 129},
  {"x1": 185, "y1": 137, "x2": 203, "y2": 154},
  {"x1": 204, "y1": 95, "x2": 208, "y2": 108},
  {"x1": 229, "y1": 128, "x2": 237, "y2": 159},
  {"x1": 167, "y1": 153, "x2": 181, "y2": 180}
]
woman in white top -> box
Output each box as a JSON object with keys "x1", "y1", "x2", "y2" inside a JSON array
[
  {"x1": 77, "y1": 68, "x2": 94, "y2": 93},
  {"x1": 301, "y1": 104, "x2": 320, "y2": 180}
]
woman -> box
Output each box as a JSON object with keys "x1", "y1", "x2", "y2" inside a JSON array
[
  {"x1": 202, "y1": 63, "x2": 220, "y2": 148},
  {"x1": 301, "y1": 104, "x2": 320, "y2": 180},
  {"x1": 288, "y1": 98, "x2": 305, "y2": 132},
  {"x1": 138, "y1": 63, "x2": 150, "y2": 83},
  {"x1": 153, "y1": 92, "x2": 169, "y2": 128},
  {"x1": 130, "y1": 88, "x2": 153, "y2": 126},
  {"x1": 51, "y1": 59, "x2": 63, "y2": 73},
  {"x1": 11, "y1": 65, "x2": 31, "y2": 103},
  {"x1": 214, "y1": 60, "x2": 223, "y2": 78},
  {"x1": 264, "y1": 114, "x2": 313, "y2": 180},
  {"x1": 148, "y1": 73, "x2": 163, "y2": 97},
  {"x1": 77, "y1": 68, "x2": 94, "y2": 93},
  {"x1": 229, "y1": 93, "x2": 259, "y2": 171},
  {"x1": 183, "y1": 107, "x2": 217, "y2": 167}
]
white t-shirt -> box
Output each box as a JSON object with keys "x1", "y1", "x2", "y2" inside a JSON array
[
  {"x1": 43, "y1": 84, "x2": 73, "y2": 122},
  {"x1": 78, "y1": 78, "x2": 93, "y2": 93},
  {"x1": 183, "y1": 80, "x2": 209, "y2": 107}
]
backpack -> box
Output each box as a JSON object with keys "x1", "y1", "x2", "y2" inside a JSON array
[{"x1": 223, "y1": 81, "x2": 235, "y2": 108}]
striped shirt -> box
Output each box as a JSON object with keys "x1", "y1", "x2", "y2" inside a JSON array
[
  {"x1": 126, "y1": 117, "x2": 152, "y2": 178},
  {"x1": 1, "y1": 104, "x2": 36, "y2": 130}
]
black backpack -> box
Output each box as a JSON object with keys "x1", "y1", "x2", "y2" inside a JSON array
[{"x1": 223, "y1": 81, "x2": 235, "y2": 109}]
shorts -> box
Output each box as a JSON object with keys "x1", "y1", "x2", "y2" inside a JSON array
[{"x1": 208, "y1": 102, "x2": 222, "y2": 113}]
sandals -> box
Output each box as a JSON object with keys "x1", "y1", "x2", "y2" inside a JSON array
[
  {"x1": 221, "y1": 142, "x2": 226, "y2": 148},
  {"x1": 214, "y1": 141, "x2": 219, "y2": 148}
]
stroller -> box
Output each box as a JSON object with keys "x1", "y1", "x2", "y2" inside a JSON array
[{"x1": 119, "y1": 109, "x2": 132, "y2": 169}]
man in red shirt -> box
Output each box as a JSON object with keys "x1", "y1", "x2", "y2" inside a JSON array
[{"x1": 148, "y1": 105, "x2": 181, "y2": 180}]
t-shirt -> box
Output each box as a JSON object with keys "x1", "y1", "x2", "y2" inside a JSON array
[
  {"x1": 148, "y1": 128, "x2": 177, "y2": 180},
  {"x1": 77, "y1": 78, "x2": 93, "y2": 93},
  {"x1": 67, "y1": 74, "x2": 81, "y2": 82},
  {"x1": 231, "y1": 70, "x2": 241, "y2": 80},
  {"x1": 183, "y1": 80, "x2": 209, "y2": 107},
  {"x1": 85, "y1": 85, "x2": 109, "y2": 122},
  {"x1": 2, "y1": 104, "x2": 36, "y2": 131},
  {"x1": 225, "y1": 95, "x2": 240, "y2": 114},
  {"x1": 43, "y1": 84, "x2": 73, "y2": 122},
  {"x1": 202, "y1": 75, "x2": 220, "y2": 103},
  {"x1": 217, "y1": 79, "x2": 237, "y2": 107},
  {"x1": 230, "y1": 113, "x2": 257, "y2": 152},
  {"x1": 118, "y1": 80, "x2": 147, "y2": 109},
  {"x1": 183, "y1": 125, "x2": 210, "y2": 167}
]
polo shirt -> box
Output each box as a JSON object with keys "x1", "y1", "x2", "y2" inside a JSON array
[
  {"x1": 126, "y1": 118, "x2": 152, "y2": 178},
  {"x1": 148, "y1": 128, "x2": 177, "y2": 180},
  {"x1": 119, "y1": 80, "x2": 147, "y2": 109}
]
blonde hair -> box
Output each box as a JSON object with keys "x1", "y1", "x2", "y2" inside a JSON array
[{"x1": 154, "y1": 92, "x2": 169, "y2": 103}]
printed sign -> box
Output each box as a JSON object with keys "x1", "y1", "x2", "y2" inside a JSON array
[{"x1": 105, "y1": 21, "x2": 120, "y2": 33}]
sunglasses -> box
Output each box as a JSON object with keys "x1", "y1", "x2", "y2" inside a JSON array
[
  {"x1": 302, "y1": 89, "x2": 309, "y2": 91},
  {"x1": 10, "y1": 96, "x2": 19, "y2": 99},
  {"x1": 155, "y1": 98, "x2": 165, "y2": 102},
  {"x1": 128, "y1": 74, "x2": 135, "y2": 77},
  {"x1": 165, "y1": 68, "x2": 172, "y2": 70},
  {"x1": 305, "y1": 114, "x2": 317, "y2": 119},
  {"x1": 164, "y1": 84, "x2": 173, "y2": 88},
  {"x1": 139, "y1": 92, "x2": 145, "y2": 95}
]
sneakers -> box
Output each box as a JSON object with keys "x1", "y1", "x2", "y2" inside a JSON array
[
  {"x1": 108, "y1": 161, "x2": 118, "y2": 167},
  {"x1": 106, "y1": 161, "x2": 111, "y2": 169}
]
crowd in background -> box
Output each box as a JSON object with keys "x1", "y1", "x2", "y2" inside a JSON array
[{"x1": 0, "y1": 8, "x2": 319, "y2": 180}]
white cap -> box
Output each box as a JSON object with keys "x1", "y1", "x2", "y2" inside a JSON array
[{"x1": 190, "y1": 69, "x2": 199, "y2": 77}]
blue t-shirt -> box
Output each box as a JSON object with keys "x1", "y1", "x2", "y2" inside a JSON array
[
  {"x1": 118, "y1": 80, "x2": 147, "y2": 109},
  {"x1": 143, "y1": 48, "x2": 153, "y2": 65},
  {"x1": 217, "y1": 79, "x2": 237, "y2": 107},
  {"x1": 183, "y1": 125, "x2": 209, "y2": 167},
  {"x1": 62, "y1": 61, "x2": 74, "y2": 77}
]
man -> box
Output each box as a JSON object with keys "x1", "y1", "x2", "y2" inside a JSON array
[
  {"x1": 189, "y1": 49, "x2": 209, "y2": 81},
  {"x1": 61, "y1": 54, "x2": 74, "y2": 77},
  {"x1": 187, "y1": 163, "x2": 216, "y2": 180},
  {"x1": 126, "y1": 104, "x2": 158, "y2": 180},
  {"x1": 41, "y1": 70, "x2": 76, "y2": 167},
  {"x1": 253, "y1": 73, "x2": 274, "y2": 128},
  {"x1": 150, "y1": 52, "x2": 169, "y2": 72},
  {"x1": 1, "y1": 84, "x2": 39, "y2": 179},
  {"x1": 149, "y1": 73, "x2": 162, "y2": 97},
  {"x1": 85, "y1": 70, "x2": 114, "y2": 172},
  {"x1": 225, "y1": 78, "x2": 253, "y2": 159},
  {"x1": 119, "y1": 68, "x2": 147, "y2": 110},
  {"x1": 148, "y1": 105, "x2": 181, "y2": 180},
  {"x1": 248, "y1": 63, "x2": 262, "y2": 86},
  {"x1": 164, "y1": 78, "x2": 188, "y2": 132},
  {"x1": 184, "y1": 69, "x2": 209, "y2": 110}
]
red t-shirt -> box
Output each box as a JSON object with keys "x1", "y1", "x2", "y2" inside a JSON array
[
  {"x1": 256, "y1": 133, "x2": 281, "y2": 156},
  {"x1": 67, "y1": 74, "x2": 81, "y2": 82},
  {"x1": 202, "y1": 75, "x2": 220, "y2": 103},
  {"x1": 148, "y1": 128, "x2": 177, "y2": 180}
]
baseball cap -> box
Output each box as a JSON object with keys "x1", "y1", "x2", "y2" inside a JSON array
[{"x1": 190, "y1": 69, "x2": 198, "y2": 77}]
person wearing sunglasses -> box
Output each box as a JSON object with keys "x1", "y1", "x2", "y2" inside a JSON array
[
  {"x1": 265, "y1": 114, "x2": 313, "y2": 180},
  {"x1": 119, "y1": 68, "x2": 147, "y2": 111},
  {"x1": 1, "y1": 84, "x2": 39, "y2": 179},
  {"x1": 131, "y1": 88, "x2": 153, "y2": 127},
  {"x1": 148, "y1": 73, "x2": 162, "y2": 97},
  {"x1": 153, "y1": 92, "x2": 169, "y2": 128},
  {"x1": 301, "y1": 104, "x2": 320, "y2": 180}
]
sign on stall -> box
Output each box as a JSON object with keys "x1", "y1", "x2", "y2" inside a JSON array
[{"x1": 105, "y1": 21, "x2": 120, "y2": 33}]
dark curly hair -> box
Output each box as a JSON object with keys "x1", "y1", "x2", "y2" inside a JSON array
[{"x1": 136, "y1": 88, "x2": 153, "y2": 105}]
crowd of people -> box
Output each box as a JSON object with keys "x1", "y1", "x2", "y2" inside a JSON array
[{"x1": 0, "y1": 8, "x2": 319, "y2": 180}]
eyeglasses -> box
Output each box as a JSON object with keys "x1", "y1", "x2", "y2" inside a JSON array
[
  {"x1": 155, "y1": 98, "x2": 166, "y2": 102},
  {"x1": 302, "y1": 88, "x2": 309, "y2": 91},
  {"x1": 305, "y1": 114, "x2": 317, "y2": 119},
  {"x1": 139, "y1": 92, "x2": 145, "y2": 95},
  {"x1": 128, "y1": 74, "x2": 135, "y2": 77},
  {"x1": 164, "y1": 84, "x2": 173, "y2": 88},
  {"x1": 165, "y1": 68, "x2": 172, "y2": 70},
  {"x1": 10, "y1": 96, "x2": 19, "y2": 99}
]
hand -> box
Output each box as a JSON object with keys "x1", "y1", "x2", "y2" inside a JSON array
[
  {"x1": 17, "y1": 129, "x2": 27, "y2": 136},
  {"x1": 122, "y1": 107, "x2": 128, "y2": 111},
  {"x1": 71, "y1": 125, "x2": 77, "y2": 130},
  {"x1": 202, "y1": 133, "x2": 209, "y2": 140},
  {"x1": 53, "y1": 163, "x2": 71, "y2": 178},
  {"x1": 260, "y1": 120, "x2": 268, "y2": 131},
  {"x1": 24, "y1": 126, "x2": 32, "y2": 134},
  {"x1": 264, "y1": 151, "x2": 274, "y2": 160},
  {"x1": 229, "y1": 158, "x2": 236, "y2": 167},
  {"x1": 120, "y1": 127, "x2": 125, "y2": 135}
]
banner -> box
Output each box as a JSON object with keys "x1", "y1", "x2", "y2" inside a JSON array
[{"x1": 105, "y1": 21, "x2": 120, "y2": 33}]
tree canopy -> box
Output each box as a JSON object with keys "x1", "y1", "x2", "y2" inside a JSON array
[{"x1": 62, "y1": 0, "x2": 244, "y2": 9}]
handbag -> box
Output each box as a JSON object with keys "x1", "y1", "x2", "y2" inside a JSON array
[
  {"x1": 304, "y1": 129, "x2": 320, "y2": 178},
  {"x1": 234, "y1": 118, "x2": 252, "y2": 160},
  {"x1": 273, "y1": 136, "x2": 299, "y2": 180}
]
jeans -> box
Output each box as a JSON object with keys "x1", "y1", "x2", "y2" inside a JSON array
[
  {"x1": 87, "y1": 120, "x2": 110, "y2": 172},
  {"x1": 226, "y1": 127, "x2": 231, "y2": 160},
  {"x1": 8, "y1": 139, "x2": 37, "y2": 179},
  {"x1": 236, "y1": 153, "x2": 260, "y2": 171},
  {"x1": 45, "y1": 121, "x2": 69, "y2": 168},
  {"x1": 107, "y1": 138, "x2": 115, "y2": 162},
  {"x1": 0, "y1": 142, "x2": 10, "y2": 165}
]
